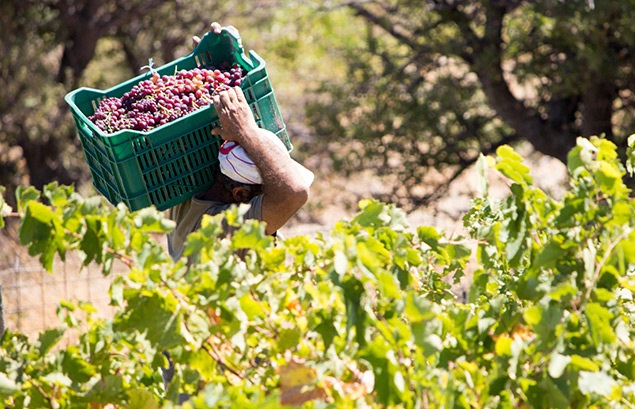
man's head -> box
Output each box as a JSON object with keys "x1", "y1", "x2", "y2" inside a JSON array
[{"x1": 215, "y1": 168, "x2": 263, "y2": 203}]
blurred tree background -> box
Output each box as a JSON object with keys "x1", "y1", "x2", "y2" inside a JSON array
[{"x1": 1, "y1": 0, "x2": 634, "y2": 211}]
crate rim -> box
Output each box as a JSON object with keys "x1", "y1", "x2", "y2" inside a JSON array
[{"x1": 63, "y1": 28, "x2": 268, "y2": 141}]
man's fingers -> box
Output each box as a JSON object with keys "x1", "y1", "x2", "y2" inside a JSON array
[
  {"x1": 226, "y1": 87, "x2": 240, "y2": 104},
  {"x1": 218, "y1": 90, "x2": 233, "y2": 106},
  {"x1": 192, "y1": 35, "x2": 201, "y2": 48},
  {"x1": 210, "y1": 22, "x2": 222, "y2": 34},
  {"x1": 234, "y1": 86, "x2": 247, "y2": 104}
]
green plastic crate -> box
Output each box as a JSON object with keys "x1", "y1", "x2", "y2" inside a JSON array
[{"x1": 64, "y1": 28, "x2": 290, "y2": 212}]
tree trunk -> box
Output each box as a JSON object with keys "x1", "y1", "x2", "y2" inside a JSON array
[
  {"x1": 470, "y1": 3, "x2": 577, "y2": 162},
  {"x1": 581, "y1": 75, "x2": 615, "y2": 139},
  {"x1": 55, "y1": 0, "x2": 170, "y2": 85}
]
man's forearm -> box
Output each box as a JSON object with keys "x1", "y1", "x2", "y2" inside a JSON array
[
  {"x1": 239, "y1": 128, "x2": 307, "y2": 196},
  {"x1": 211, "y1": 87, "x2": 311, "y2": 233}
]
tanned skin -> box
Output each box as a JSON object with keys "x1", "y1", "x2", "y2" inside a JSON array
[{"x1": 209, "y1": 88, "x2": 311, "y2": 235}]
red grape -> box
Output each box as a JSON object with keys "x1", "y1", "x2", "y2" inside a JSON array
[{"x1": 89, "y1": 63, "x2": 246, "y2": 134}]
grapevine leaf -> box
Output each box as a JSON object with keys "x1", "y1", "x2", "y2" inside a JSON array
[
  {"x1": 576, "y1": 137, "x2": 599, "y2": 167},
  {"x1": 354, "y1": 199, "x2": 392, "y2": 228},
  {"x1": 232, "y1": 220, "x2": 272, "y2": 250},
  {"x1": 128, "y1": 389, "x2": 160, "y2": 409},
  {"x1": 356, "y1": 237, "x2": 390, "y2": 272},
  {"x1": 578, "y1": 371, "x2": 617, "y2": 398},
  {"x1": 186, "y1": 309, "x2": 211, "y2": 346},
  {"x1": 617, "y1": 233, "x2": 635, "y2": 265},
  {"x1": 333, "y1": 250, "x2": 348, "y2": 275},
  {"x1": 239, "y1": 293, "x2": 264, "y2": 320},
  {"x1": 15, "y1": 185, "x2": 40, "y2": 212},
  {"x1": 524, "y1": 303, "x2": 562, "y2": 340},
  {"x1": 279, "y1": 357, "x2": 317, "y2": 389},
  {"x1": 0, "y1": 186, "x2": 11, "y2": 229},
  {"x1": 569, "y1": 355, "x2": 599, "y2": 372},
  {"x1": 377, "y1": 272, "x2": 401, "y2": 299},
  {"x1": 84, "y1": 374, "x2": 127, "y2": 404},
  {"x1": 393, "y1": 370, "x2": 405, "y2": 393},
  {"x1": 314, "y1": 318, "x2": 338, "y2": 350},
  {"x1": 81, "y1": 195, "x2": 105, "y2": 215},
  {"x1": 279, "y1": 359, "x2": 324, "y2": 406},
  {"x1": 80, "y1": 216, "x2": 103, "y2": 265},
  {"x1": 417, "y1": 226, "x2": 441, "y2": 250},
  {"x1": 133, "y1": 207, "x2": 175, "y2": 233},
  {"x1": 0, "y1": 372, "x2": 18, "y2": 396},
  {"x1": 277, "y1": 327, "x2": 302, "y2": 351},
  {"x1": 37, "y1": 327, "x2": 65, "y2": 357},
  {"x1": 585, "y1": 303, "x2": 615, "y2": 347},
  {"x1": 548, "y1": 353, "x2": 571, "y2": 379},
  {"x1": 114, "y1": 290, "x2": 185, "y2": 349},
  {"x1": 476, "y1": 153, "x2": 489, "y2": 197},
  {"x1": 107, "y1": 209, "x2": 127, "y2": 251},
  {"x1": 626, "y1": 134, "x2": 635, "y2": 176},
  {"x1": 495, "y1": 335, "x2": 513, "y2": 356},
  {"x1": 110, "y1": 276, "x2": 124, "y2": 306},
  {"x1": 494, "y1": 145, "x2": 532, "y2": 185},
  {"x1": 189, "y1": 348, "x2": 217, "y2": 380},
  {"x1": 19, "y1": 201, "x2": 63, "y2": 271},
  {"x1": 62, "y1": 347, "x2": 96, "y2": 383},
  {"x1": 541, "y1": 377, "x2": 570, "y2": 409},
  {"x1": 404, "y1": 292, "x2": 435, "y2": 323},
  {"x1": 41, "y1": 372, "x2": 72, "y2": 388},
  {"x1": 354, "y1": 199, "x2": 408, "y2": 230},
  {"x1": 477, "y1": 317, "x2": 496, "y2": 335},
  {"x1": 533, "y1": 241, "x2": 564, "y2": 269},
  {"x1": 567, "y1": 145, "x2": 585, "y2": 174},
  {"x1": 42, "y1": 182, "x2": 72, "y2": 207},
  {"x1": 596, "y1": 160, "x2": 624, "y2": 193}
]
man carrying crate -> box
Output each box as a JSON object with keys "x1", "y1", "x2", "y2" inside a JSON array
[
  {"x1": 166, "y1": 87, "x2": 314, "y2": 261},
  {"x1": 166, "y1": 23, "x2": 314, "y2": 261},
  {"x1": 165, "y1": 23, "x2": 313, "y2": 262}
]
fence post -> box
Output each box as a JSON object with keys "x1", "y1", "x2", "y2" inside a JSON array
[{"x1": 0, "y1": 284, "x2": 5, "y2": 338}]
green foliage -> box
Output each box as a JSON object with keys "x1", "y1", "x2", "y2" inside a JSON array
[
  {"x1": 3, "y1": 136, "x2": 635, "y2": 407},
  {"x1": 305, "y1": 0, "x2": 635, "y2": 207}
]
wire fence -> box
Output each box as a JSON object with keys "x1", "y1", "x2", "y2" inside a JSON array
[{"x1": 0, "y1": 252, "x2": 116, "y2": 338}]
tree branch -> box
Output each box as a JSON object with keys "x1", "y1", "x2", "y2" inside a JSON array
[{"x1": 346, "y1": 2, "x2": 421, "y2": 51}]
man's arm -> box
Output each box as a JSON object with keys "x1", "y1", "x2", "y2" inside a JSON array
[{"x1": 211, "y1": 87, "x2": 311, "y2": 234}]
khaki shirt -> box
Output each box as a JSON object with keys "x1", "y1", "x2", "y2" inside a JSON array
[{"x1": 167, "y1": 194, "x2": 264, "y2": 261}]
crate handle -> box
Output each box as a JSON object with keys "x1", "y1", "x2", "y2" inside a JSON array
[{"x1": 78, "y1": 121, "x2": 93, "y2": 138}]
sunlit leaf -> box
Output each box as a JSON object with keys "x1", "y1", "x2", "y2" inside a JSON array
[
  {"x1": 578, "y1": 371, "x2": 617, "y2": 397},
  {"x1": 548, "y1": 353, "x2": 571, "y2": 379}
]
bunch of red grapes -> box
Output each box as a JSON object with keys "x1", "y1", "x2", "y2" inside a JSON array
[{"x1": 89, "y1": 62, "x2": 245, "y2": 133}]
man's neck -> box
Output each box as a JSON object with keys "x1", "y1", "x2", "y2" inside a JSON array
[{"x1": 200, "y1": 181, "x2": 234, "y2": 203}]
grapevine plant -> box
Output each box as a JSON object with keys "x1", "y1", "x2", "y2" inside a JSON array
[{"x1": 2, "y1": 136, "x2": 635, "y2": 408}]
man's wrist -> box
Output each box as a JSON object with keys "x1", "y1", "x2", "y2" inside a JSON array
[{"x1": 234, "y1": 124, "x2": 262, "y2": 145}]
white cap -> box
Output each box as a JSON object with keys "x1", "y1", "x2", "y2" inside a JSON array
[{"x1": 218, "y1": 129, "x2": 314, "y2": 186}]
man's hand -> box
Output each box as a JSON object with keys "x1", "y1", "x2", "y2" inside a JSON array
[
  {"x1": 210, "y1": 89, "x2": 311, "y2": 236},
  {"x1": 211, "y1": 87, "x2": 260, "y2": 144},
  {"x1": 192, "y1": 22, "x2": 240, "y2": 47}
]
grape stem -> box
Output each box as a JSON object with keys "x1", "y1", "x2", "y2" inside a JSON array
[{"x1": 139, "y1": 58, "x2": 158, "y2": 77}]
